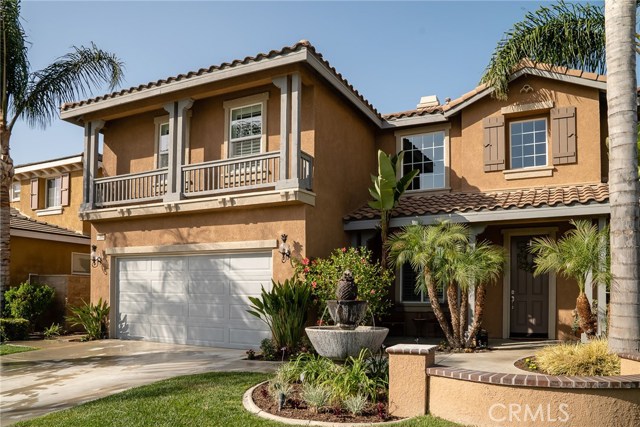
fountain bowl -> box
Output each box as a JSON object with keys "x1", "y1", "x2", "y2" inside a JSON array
[
  {"x1": 326, "y1": 300, "x2": 368, "y2": 330},
  {"x1": 305, "y1": 326, "x2": 389, "y2": 360}
]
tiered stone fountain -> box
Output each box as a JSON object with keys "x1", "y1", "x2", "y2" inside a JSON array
[{"x1": 305, "y1": 270, "x2": 388, "y2": 360}]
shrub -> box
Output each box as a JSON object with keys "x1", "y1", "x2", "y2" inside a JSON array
[
  {"x1": 43, "y1": 323, "x2": 63, "y2": 339},
  {"x1": 293, "y1": 247, "x2": 393, "y2": 322},
  {"x1": 0, "y1": 318, "x2": 29, "y2": 342},
  {"x1": 292, "y1": 353, "x2": 339, "y2": 384},
  {"x1": 302, "y1": 383, "x2": 331, "y2": 413},
  {"x1": 66, "y1": 298, "x2": 110, "y2": 340},
  {"x1": 536, "y1": 339, "x2": 620, "y2": 376},
  {"x1": 247, "y1": 278, "x2": 313, "y2": 354},
  {"x1": 3, "y1": 282, "x2": 55, "y2": 330},
  {"x1": 328, "y1": 349, "x2": 378, "y2": 402},
  {"x1": 260, "y1": 338, "x2": 277, "y2": 361},
  {"x1": 344, "y1": 393, "x2": 368, "y2": 415}
]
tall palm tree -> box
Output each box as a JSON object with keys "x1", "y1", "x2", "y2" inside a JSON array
[
  {"x1": 1, "y1": 0, "x2": 123, "y2": 293},
  {"x1": 388, "y1": 222, "x2": 504, "y2": 349},
  {"x1": 482, "y1": 0, "x2": 639, "y2": 353},
  {"x1": 605, "y1": 0, "x2": 640, "y2": 353},
  {"x1": 530, "y1": 220, "x2": 611, "y2": 337}
]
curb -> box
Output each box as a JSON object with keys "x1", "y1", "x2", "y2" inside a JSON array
[{"x1": 242, "y1": 381, "x2": 412, "y2": 427}]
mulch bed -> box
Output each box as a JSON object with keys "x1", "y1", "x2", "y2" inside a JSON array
[
  {"x1": 514, "y1": 356, "x2": 544, "y2": 374},
  {"x1": 252, "y1": 382, "x2": 400, "y2": 424}
]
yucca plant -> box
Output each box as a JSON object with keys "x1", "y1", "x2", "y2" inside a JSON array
[
  {"x1": 247, "y1": 278, "x2": 313, "y2": 354},
  {"x1": 66, "y1": 298, "x2": 110, "y2": 340},
  {"x1": 344, "y1": 394, "x2": 368, "y2": 416},
  {"x1": 530, "y1": 220, "x2": 610, "y2": 337}
]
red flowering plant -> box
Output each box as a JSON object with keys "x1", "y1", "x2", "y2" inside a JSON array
[{"x1": 293, "y1": 247, "x2": 393, "y2": 322}]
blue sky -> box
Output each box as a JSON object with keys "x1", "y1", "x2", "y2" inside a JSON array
[{"x1": 13, "y1": 1, "x2": 598, "y2": 165}]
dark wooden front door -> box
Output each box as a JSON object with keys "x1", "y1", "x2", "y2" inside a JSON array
[{"x1": 510, "y1": 236, "x2": 549, "y2": 338}]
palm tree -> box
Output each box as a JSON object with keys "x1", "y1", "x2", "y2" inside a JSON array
[
  {"x1": 0, "y1": 0, "x2": 123, "y2": 293},
  {"x1": 530, "y1": 220, "x2": 611, "y2": 337},
  {"x1": 388, "y1": 222, "x2": 504, "y2": 349},
  {"x1": 605, "y1": 0, "x2": 640, "y2": 353},
  {"x1": 368, "y1": 150, "x2": 417, "y2": 270},
  {"x1": 482, "y1": 0, "x2": 639, "y2": 354}
]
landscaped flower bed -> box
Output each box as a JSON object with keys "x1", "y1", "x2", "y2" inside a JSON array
[{"x1": 249, "y1": 349, "x2": 401, "y2": 424}]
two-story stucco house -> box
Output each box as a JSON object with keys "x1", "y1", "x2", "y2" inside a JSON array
[{"x1": 59, "y1": 41, "x2": 611, "y2": 348}]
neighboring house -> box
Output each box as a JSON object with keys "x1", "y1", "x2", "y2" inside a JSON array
[
  {"x1": 59, "y1": 41, "x2": 611, "y2": 348},
  {"x1": 9, "y1": 154, "x2": 94, "y2": 326}
]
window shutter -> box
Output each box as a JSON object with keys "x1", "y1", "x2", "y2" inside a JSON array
[
  {"x1": 60, "y1": 173, "x2": 70, "y2": 206},
  {"x1": 30, "y1": 178, "x2": 39, "y2": 210},
  {"x1": 551, "y1": 107, "x2": 577, "y2": 164},
  {"x1": 483, "y1": 116, "x2": 505, "y2": 171}
]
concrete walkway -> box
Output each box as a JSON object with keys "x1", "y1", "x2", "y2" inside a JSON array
[{"x1": 0, "y1": 339, "x2": 278, "y2": 426}]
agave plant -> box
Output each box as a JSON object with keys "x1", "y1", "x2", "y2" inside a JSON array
[{"x1": 66, "y1": 298, "x2": 110, "y2": 340}]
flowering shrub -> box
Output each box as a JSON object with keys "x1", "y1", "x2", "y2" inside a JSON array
[{"x1": 293, "y1": 247, "x2": 393, "y2": 322}]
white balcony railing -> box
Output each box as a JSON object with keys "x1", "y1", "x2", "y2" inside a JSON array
[
  {"x1": 92, "y1": 152, "x2": 313, "y2": 208},
  {"x1": 94, "y1": 168, "x2": 168, "y2": 207}
]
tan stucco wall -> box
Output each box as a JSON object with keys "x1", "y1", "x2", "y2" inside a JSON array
[
  {"x1": 387, "y1": 353, "x2": 433, "y2": 417},
  {"x1": 9, "y1": 236, "x2": 89, "y2": 286},
  {"x1": 621, "y1": 358, "x2": 640, "y2": 375},
  {"x1": 10, "y1": 169, "x2": 88, "y2": 234},
  {"x1": 90, "y1": 205, "x2": 306, "y2": 303},
  {"x1": 428, "y1": 376, "x2": 640, "y2": 427}
]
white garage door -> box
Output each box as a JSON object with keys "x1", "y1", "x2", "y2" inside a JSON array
[{"x1": 115, "y1": 252, "x2": 273, "y2": 349}]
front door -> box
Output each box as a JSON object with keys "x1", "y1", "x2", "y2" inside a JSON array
[{"x1": 510, "y1": 236, "x2": 549, "y2": 338}]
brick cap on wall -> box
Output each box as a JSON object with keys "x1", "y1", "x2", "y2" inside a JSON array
[{"x1": 385, "y1": 344, "x2": 438, "y2": 355}]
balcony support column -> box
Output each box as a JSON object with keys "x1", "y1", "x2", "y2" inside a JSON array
[
  {"x1": 164, "y1": 98, "x2": 194, "y2": 202},
  {"x1": 82, "y1": 120, "x2": 104, "y2": 211},
  {"x1": 272, "y1": 76, "x2": 290, "y2": 183},
  {"x1": 291, "y1": 72, "x2": 301, "y2": 183},
  {"x1": 275, "y1": 72, "x2": 302, "y2": 190}
]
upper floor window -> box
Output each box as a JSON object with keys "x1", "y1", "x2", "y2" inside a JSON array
[
  {"x1": 157, "y1": 122, "x2": 170, "y2": 168},
  {"x1": 46, "y1": 176, "x2": 62, "y2": 208},
  {"x1": 223, "y1": 92, "x2": 269, "y2": 159},
  {"x1": 402, "y1": 130, "x2": 446, "y2": 191},
  {"x1": 11, "y1": 181, "x2": 20, "y2": 201},
  {"x1": 510, "y1": 119, "x2": 547, "y2": 169},
  {"x1": 400, "y1": 263, "x2": 445, "y2": 304}
]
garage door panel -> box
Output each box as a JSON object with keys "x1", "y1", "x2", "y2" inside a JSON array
[
  {"x1": 119, "y1": 291, "x2": 148, "y2": 302},
  {"x1": 120, "y1": 300, "x2": 150, "y2": 315},
  {"x1": 151, "y1": 279, "x2": 187, "y2": 294},
  {"x1": 230, "y1": 328, "x2": 270, "y2": 346},
  {"x1": 151, "y1": 258, "x2": 187, "y2": 271},
  {"x1": 230, "y1": 280, "x2": 269, "y2": 296},
  {"x1": 150, "y1": 323, "x2": 186, "y2": 342},
  {"x1": 189, "y1": 279, "x2": 227, "y2": 295},
  {"x1": 119, "y1": 279, "x2": 149, "y2": 293},
  {"x1": 229, "y1": 253, "x2": 271, "y2": 270},
  {"x1": 151, "y1": 302, "x2": 187, "y2": 317},
  {"x1": 189, "y1": 303, "x2": 225, "y2": 320},
  {"x1": 119, "y1": 259, "x2": 150, "y2": 271},
  {"x1": 187, "y1": 326, "x2": 225, "y2": 343},
  {"x1": 188, "y1": 257, "x2": 227, "y2": 272}
]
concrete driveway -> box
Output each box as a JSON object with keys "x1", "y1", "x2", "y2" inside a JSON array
[{"x1": 0, "y1": 338, "x2": 278, "y2": 426}]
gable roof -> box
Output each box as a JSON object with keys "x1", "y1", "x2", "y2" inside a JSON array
[
  {"x1": 60, "y1": 40, "x2": 382, "y2": 126},
  {"x1": 10, "y1": 208, "x2": 89, "y2": 244},
  {"x1": 344, "y1": 183, "x2": 609, "y2": 224}
]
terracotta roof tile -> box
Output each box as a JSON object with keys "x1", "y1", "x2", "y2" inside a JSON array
[
  {"x1": 343, "y1": 183, "x2": 609, "y2": 221},
  {"x1": 10, "y1": 208, "x2": 89, "y2": 239},
  {"x1": 61, "y1": 40, "x2": 380, "y2": 118}
]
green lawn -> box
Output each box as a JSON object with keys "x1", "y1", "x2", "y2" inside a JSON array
[
  {"x1": 15, "y1": 372, "x2": 461, "y2": 427},
  {"x1": 0, "y1": 344, "x2": 37, "y2": 356}
]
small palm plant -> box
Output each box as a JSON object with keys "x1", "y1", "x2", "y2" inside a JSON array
[{"x1": 529, "y1": 220, "x2": 610, "y2": 337}]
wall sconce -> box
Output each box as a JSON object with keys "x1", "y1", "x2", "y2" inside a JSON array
[
  {"x1": 91, "y1": 244, "x2": 104, "y2": 268},
  {"x1": 278, "y1": 234, "x2": 291, "y2": 263}
]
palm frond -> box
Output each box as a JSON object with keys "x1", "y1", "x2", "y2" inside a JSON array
[
  {"x1": 13, "y1": 43, "x2": 123, "y2": 129},
  {"x1": 481, "y1": 1, "x2": 606, "y2": 100},
  {"x1": 1, "y1": 0, "x2": 29, "y2": 123}
]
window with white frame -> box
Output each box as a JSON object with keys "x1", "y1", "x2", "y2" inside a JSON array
[
  {"x1": 400, "y1": 263, "x2": 445, "y2": 304},
  {"x1": 402, "y1": 131, "x2": 446, "y2": 191},
  {"x1": 71, "y1": 252, "x2": 91, "y2": 275},
  {"x1": 230, "y1": 104, "x2": 263, "y2": 157},
  {"x1": 11, "y1": 181, "x2": 20, "y2": 201},
  {"x1": 46, "y1": 177, "x2": 62, "y2": 208},
  {"x1": 510, "y1": 119, "x2": 547, "y2": 169},
  {"x1": 157, "y1": 122, "x2": 170, "y2": 168}
]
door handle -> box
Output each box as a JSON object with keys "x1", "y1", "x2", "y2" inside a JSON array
[{"x1": 511, "y1": 295, "x2": 515, "y2": 309}]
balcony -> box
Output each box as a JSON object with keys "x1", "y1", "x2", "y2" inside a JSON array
[{"x1": 92, "y1": 151, "x2": 313, "y2": 209}]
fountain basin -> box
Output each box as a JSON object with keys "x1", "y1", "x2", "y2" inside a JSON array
[
  {"x1": 326, "y1": 300, "x2": 368, "y2": 330},
  {"x1": 305, "y1": 326, "x2": 389, "y2": 360}
]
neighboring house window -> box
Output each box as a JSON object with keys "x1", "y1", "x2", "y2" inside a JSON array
[
  {"x1": 157, "y1": 122, "x2": 170, "y2": 168},
  {"x1": 510, "y1": 119, "x2": 547, "y2": 169},
  {"x1": 223, "y1": 92, "x2": 269, "y2": 159},
  {"x1": 46, "y1": 177, "x2": 62, "y2": 208},
  {"x1": 11, "y1": 181, "x2": 20, "y2": 201},
  {"x1": 400, "y1": 263, "x2": 444, "y2": 304},
  {"x1": 402, "y1": 130, "x2": 446, "y2": 191},
  {"x1": 71, "y1": 253, "x2": 91, "y2": 275}
]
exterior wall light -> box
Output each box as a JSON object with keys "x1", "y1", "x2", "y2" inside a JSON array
[
  {"x1": 278, "y1": 234, "x2": 291, "y2": 263},
  {"x1": 91, "y1": 244, "x2": 104, "y2": 268}
]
